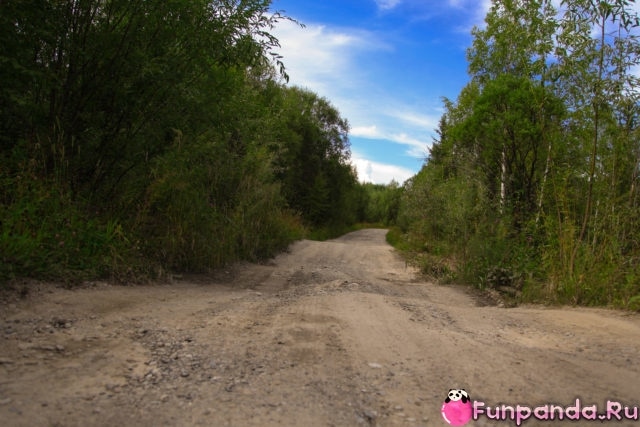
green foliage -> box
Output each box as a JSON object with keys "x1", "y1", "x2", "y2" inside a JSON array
[
  {"x1": 468, "y1": 0, "x2": 558, "y2": 84},
  {"x1": 0, "y1": 173, "x2": 133, "y2": 281},
  {"x1": 0, "y1": 0, "x2": 360, "y2": 283},
  {"x1": 384, "y1": 227, "x2": 405, "y2": 249},
  {"x1": 273, "y1": 87, "x2": 360, "y2": 228},
  {"x1": 361, "y1": 181, "x2": 403, "y2": 225},
  {"x1": 628, "y1": 295, "x2": 640, "y2": 312},
  {"x1": 138, "y1": 136, "x2": 303, "y2": 271},
  {"x1": 397, "y1": 0, "x2": 640, "y2": 308}
]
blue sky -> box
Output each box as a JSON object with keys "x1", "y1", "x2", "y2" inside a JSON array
[{"x1": 270, "y1": 0, "x2": 492, "y2": 184}]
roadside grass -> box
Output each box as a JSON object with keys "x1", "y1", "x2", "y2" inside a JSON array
[
  {"x1": 385, "y1": 227, "x2": 640, "y2": 312},
  {"x1": 385, "y1": 227, "x2": 456, "y2": 283}
]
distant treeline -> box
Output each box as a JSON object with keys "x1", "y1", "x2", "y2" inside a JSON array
[
  {"x1": 1, "y1": 0, "x2": 395, "y2": 281},
  {"x1": 395, "y1": 0, "x2": 640, "y2": 309}
]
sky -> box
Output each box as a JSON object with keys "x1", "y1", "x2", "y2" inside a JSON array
[{"x1": 269, "y1": 0, "x2": 492, "y2": 184}]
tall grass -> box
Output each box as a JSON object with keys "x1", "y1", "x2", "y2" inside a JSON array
[{"x1": 0, "y1": 176, "x2": 132, "y2": 282}]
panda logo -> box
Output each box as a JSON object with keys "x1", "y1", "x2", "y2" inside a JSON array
[
  {"x1": 445, "y1": 389, "x2": 470, "y2": 404},
  {"x1": 441, "y1": 388, "x2": 472, "y2": 426}
]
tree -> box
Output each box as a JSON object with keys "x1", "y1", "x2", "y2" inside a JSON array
[
  {"x1": 460, "y1": 75, "x2": 565, "y2": 228},
  {"x1": 274, "y1": 87, "x2": 356, "y2": 227},
  {"x1": 398, "y1": 0, "x2": 640, "y2": 306},
  {"x1": 0, "y1": 0, "x2": 310, "y2": 279},
  {"x1": 0, "y1": 0, "x2": 291, "y2": 200},
  {"x1": 555, "y1": 0, "x2": 640, "y2": 275},
  {"x1": 468, "y1": 0, "x2": 558, "y2": 85}
]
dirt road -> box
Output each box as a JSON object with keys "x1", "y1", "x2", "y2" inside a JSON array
[{"x1": 1, "y1": 229, "x2": 639, "y2": 426}]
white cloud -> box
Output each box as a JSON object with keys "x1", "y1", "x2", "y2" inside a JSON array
[
  {"x1": 446, "y1": 0, "x2": 467, "y2": 8},
  {"x1": 352, "y1": 109, "x2": 435, "y2": 157},
  {"x1": 375, "y1": 0, "x2": 402, "y2": 11},
  {"x1": 477, "y1": 0, "x2": 493, "y2": 22},
  {"x1": 351, "y1": 125, "x2": 383, "y2": 139},
  {"x1": 272, "y1": 20, "x2": 383, "y2": 86},
  {"x1": 272, "y1": 15, "x2": 439, "y2": 180},
  {"x1": 351, "y1": 121, "x2": 432, "y2": 159},
  {"x1": 388, "y1": 133, "x2": 430, "y2": 158},
  {"x1": 273, "y1": 20, "x2": 433, "y2": 147},
  {"x1": 351, "y1": 156, "x2": 415, "y2": 185},
  {"x1": 271, "y1": 21, "x2": 364, "y2": 93},
  {"x1": 447, "y1": 0, "x2": 492, "y2": 32},
  {"x1": 390, "y1": 110, "x2": 440, "y2": 130}
]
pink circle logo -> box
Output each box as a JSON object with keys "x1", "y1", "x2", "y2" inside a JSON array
[{"x1": 441, "y1": 389, "x2": 472, "y2": 426}]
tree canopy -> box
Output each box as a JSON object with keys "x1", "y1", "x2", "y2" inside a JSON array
[
  {"x1": 398, "y1": 0, "x2": 640, "y2": 308},
  {"x1": 0, "y1": 0, "x2": 366, "y2": 281}
]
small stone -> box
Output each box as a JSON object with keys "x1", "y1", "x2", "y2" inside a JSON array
[
  {"x1": 180, "y1": 370, "x2": 190, "y2": 378},
  {"x1": 17, "y1": 343, "x2": 31, "y2": 351},
  {"x1": 0, "y1": 398, "x2": 12, "y2": 405},
  {"x1": 363, "y1": 409, "x2": 377, "y2": 421},
  {"x1": 368, "y1": 362, "x2": 383, "y2": 369},
  {"x1": 105, "y1": 383, "x2": 118, "y2": 392}
]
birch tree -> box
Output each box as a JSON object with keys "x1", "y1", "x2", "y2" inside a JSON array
[{"x1": 554, "y1": 0, "x2": 640, "y2": 277}]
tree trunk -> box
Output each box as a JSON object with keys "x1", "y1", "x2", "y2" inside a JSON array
[
  {"x1": 569, "y1": 13, "x2": 606, "y2": 276},
  {"x1": 500, "y1": 144, "x2": 507, "y2": 214}
]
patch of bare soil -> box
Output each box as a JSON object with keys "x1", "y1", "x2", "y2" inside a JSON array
[{"x1": 1, "y1": 229, "x2": 639, "y2": 426}]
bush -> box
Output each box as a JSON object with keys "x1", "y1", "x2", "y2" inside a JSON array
[
  {"x1": 137, "y1": 138, "x2": 304, "y2": 272},
  {"x1": 0, "y1": 177, "x2": 131, "y2": 282},
  {"x1": 628, "y1": 295, "x2": 640, "y2": 312}
]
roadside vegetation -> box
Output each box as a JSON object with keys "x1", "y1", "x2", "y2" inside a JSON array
[
  {"x1": 3, "y1": 0, "x2": 640, "y2": 311},
  {"x1": 0, "y1": 0, "x2": 368, "y2": 282},
  {"x1": 394, "y1": 0, "x2": 640, "y2": 310}
]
